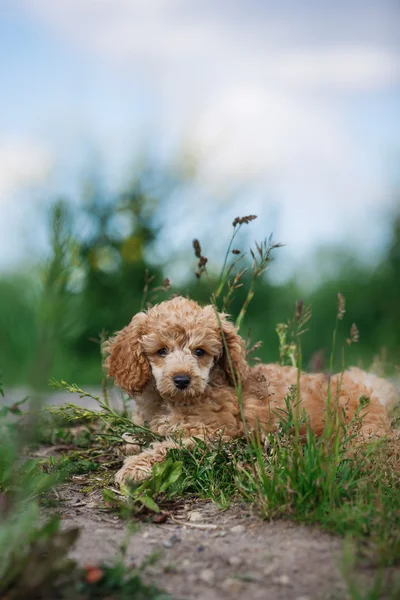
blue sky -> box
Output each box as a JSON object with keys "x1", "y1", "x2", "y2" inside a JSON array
[{"x1": 1, "y1": 0, "x2": 399, "y2": 284}]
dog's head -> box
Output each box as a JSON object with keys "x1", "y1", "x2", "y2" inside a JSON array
[{"x1": 103, "y1": 296, "x2": 247, "y2": 402}]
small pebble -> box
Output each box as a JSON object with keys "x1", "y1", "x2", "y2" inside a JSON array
[
  {"x1": 199, "y1": 569, "x2": 215, "y2": 584},
  {"x1": 213, "y1": 530, "x2": 227, "y2": 537},
  {"x1": 264, "y1": 564, "x2": 277, "y2": 576},
  {"x1": 197, "y1": 545, "x2": 205, "y2": 552},
  {"x1": 228, "y1": 556, "x2": 242, "y2": 567},
  {"x1": 162, "y1": 534, "x2": 180, "y2": 548},
  {"x1": 170, "y1": 534, "x2": 180, "y2": 543},
  {"x1": 273, "y1": 574, "x2": 291, "y2": 586},
  {"x1": 222, "y1": 578, "x2": 244, "y2": 593},
  {"x1": 189, "y1": 510, "x2": 204, "y2": 522},
  {"x1": 230, "y1": 524, "x2": 246, "y2": 534}
]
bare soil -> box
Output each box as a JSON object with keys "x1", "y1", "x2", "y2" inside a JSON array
[{"x1": 50, "y1": 478, "x2": 397, "y2": 600}]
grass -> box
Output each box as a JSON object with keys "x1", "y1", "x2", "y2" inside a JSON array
[
  {"x1": 1, "y1": 212, "x2": 399, "y2": 598},
  {"x1": 0, "y1": 381, "x2": 171, "y2": 600}
]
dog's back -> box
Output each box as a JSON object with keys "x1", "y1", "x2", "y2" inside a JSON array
[
  {"x1": 243, "y1": 364, "x2": 397, "y2": 439},
  {"x1": 345, "y1": 367, "x2": 399, "y2": 412}
]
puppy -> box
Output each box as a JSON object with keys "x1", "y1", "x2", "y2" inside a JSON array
[{"x1": 104, "y1": 297, "x2": 396, "y2": 484}]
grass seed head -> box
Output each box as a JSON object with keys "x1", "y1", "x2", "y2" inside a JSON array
[
  {"x1": 192, "y1": 238, "x2": 208, "y2": 278},
  {"x1": 192, "y1": 239, "x2": 202, "y2": 259},
  {"x1": 337, "y1": 293, "x2": 346, "y2": 320},
  {"x1": 346, "y1": 323, "x2": 359, "y2": 345},
  {"x1": 198, "y1": 256, "x2": 208, "y2": 267},
  {"x1": 295, "y1": 299, "x2": 304, "y2": 321},
  {"x1": 232, "y1": 215, "x2": 257, "y2": 227}
]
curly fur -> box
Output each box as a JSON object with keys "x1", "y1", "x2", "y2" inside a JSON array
[
  {"x1": 104, "y1": 297, "x2": 397, "y2": 484},
  {"x1": 103, "y1": 312, "x2": 151, "y2": 395}
]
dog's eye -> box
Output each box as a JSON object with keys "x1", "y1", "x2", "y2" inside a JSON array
[
  {"x1": 157, "y1": 348, "x2": 168, "y2": 357},
  {"x1": 194, "y1": 348, "x2": 205, "y2": 357}
]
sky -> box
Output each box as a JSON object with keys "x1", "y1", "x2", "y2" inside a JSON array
[{"x1": 0, "y1": 0, "x2": 399, "y2": 284}]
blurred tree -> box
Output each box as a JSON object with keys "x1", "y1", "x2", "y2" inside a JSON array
[{"x1": 70, "y1": 165, "x2": 177, "y2": 361}]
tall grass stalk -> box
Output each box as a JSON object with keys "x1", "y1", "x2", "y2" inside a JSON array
[{"x1": 29, "y1": 201, "x2": 75, "y2": 391}]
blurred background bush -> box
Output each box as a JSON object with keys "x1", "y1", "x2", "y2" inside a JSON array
[{"x1": 0, "y1": 1, "x2": 399, "y2": 390}]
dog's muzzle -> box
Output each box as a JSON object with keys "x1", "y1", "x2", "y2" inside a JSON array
[{"x1": 173, "y1": 374, "x2": 191, "y2": 390}]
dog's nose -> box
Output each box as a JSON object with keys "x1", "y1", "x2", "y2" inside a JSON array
[{"x1": 173, "y1": 374, "x2": 191, "y2": 390}]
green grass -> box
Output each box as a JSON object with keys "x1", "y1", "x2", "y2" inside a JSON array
[
  {"x1": 0, "y1": 376, "x2": 170, "y2": 600},
  {"x1": 171, "y1": 409, "x2": 400, "y2": 566}
]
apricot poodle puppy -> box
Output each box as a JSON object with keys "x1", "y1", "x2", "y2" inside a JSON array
[{"x1": 104, "y1": 297, "x2": 396, "y2": 484}]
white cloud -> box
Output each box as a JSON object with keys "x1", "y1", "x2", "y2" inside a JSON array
[
  {"x1": 272, "y1": 47, "x2": 400, "y2": 90},
  {"x1": 0, "y1": 139, "x2": 52, "y2": 204},
  {"x1": 189, "y1": 86, "x2": 353, "y2": 182},
  {"x1": 25, "y1": 0, "x2": 400, "y2": 91}
]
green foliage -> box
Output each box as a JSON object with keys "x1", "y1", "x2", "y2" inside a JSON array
[
  {"x1": 104, "y1": 458, "x2": 183, "y2": 513},
  {"x1": 168, "y1": 437, "x2": 255, "y2": 508},
  {"x1": 0, "y1": 384, "x2": 76, "y2": 599},
  {"x1": 0, "y1": 274, "x2": 39, "y2": 382},
  {"x1": 0, "y1": 510, "x2": 79, "y2": 600},
  {"x1": 0, "y1": 379, "x2": 170, "y2": 600},
  {"x1": 341, "y1": 540, "x2": 400, "y2": 600},
  {"x1": 48, "y1": 380, "x2": 161, "y2": 446},
  {"x1": 70, "y1": 562, "x2": 171, "y2": 600}
]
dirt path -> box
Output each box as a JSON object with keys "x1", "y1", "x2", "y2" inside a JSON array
[{"x1": 54, "y1": 480, "x2": 353, "y2": 600}]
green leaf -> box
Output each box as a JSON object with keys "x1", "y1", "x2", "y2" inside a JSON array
[
  {"x1": 159, "y1": 462, "x2": 182, "y2": 492},
  {"x1": 137, "y1": 494, "x2": 160, "y2": 512}
]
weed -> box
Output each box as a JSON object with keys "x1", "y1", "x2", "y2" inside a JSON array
[
  {"x1": 71, "y1": 561, "x2": 171, "y2": 600},
  {"x1": 0, "y1": 382, "x2": 78, "y2": 599},
  {"x1": 341, "y1": 540, "x2": 400, "y2": 600},
  {"x1": 0, "y1": 380, "x2": 171, "y2": 599},
  {"x1": 104, "y1": 457, "x2": 182, "y2": 513}
]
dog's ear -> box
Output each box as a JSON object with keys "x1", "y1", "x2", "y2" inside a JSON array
[
  {"x1": 103, "y1": 312, "x2": 151, "y2": 395},
  {"x1": 217, "y1": 313, "x2": 248, "y2": 386}
]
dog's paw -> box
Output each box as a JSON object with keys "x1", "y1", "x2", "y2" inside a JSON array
[
  {"x1": 115, "y1": 458, "x2": 152, "y2": 485},
  {"x1": 118, "y1": 433, "x2": 141, "y2": 456}
]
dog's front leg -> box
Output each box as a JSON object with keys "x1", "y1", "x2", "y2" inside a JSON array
[
  {"x1": 118, "y1": 432, "x2": 142, "y2": 456},
  {"x1": 115, "y1": 437, "x2": 195, "y2": 485}
]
